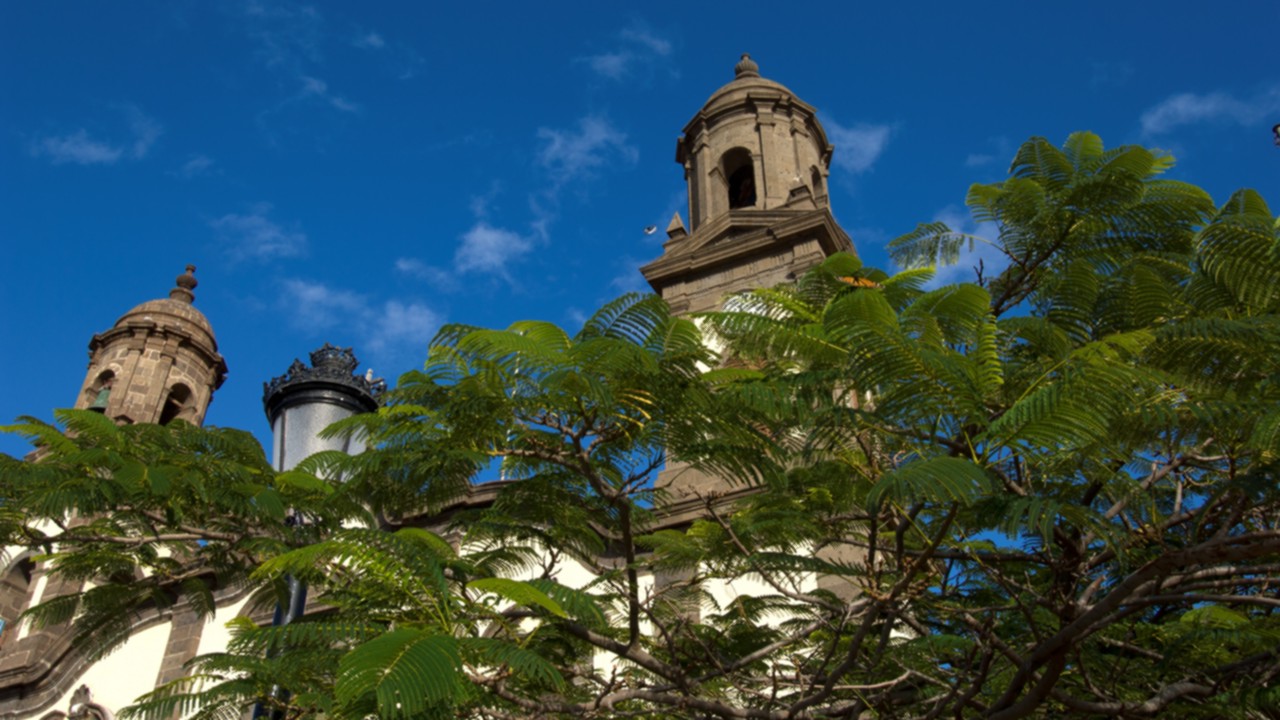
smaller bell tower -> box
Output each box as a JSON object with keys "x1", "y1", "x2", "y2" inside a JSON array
[{"x1": 75, "y1": 265, "x2": 227, "y2": 426}]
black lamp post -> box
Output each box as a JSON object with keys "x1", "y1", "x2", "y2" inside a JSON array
[{"x1": 252, "y1": 344, "x2": 383, "y2": 719}]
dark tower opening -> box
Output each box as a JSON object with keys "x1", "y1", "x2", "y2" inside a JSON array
[
  {"x1": 158, "y1": 384, "x2": 192, "y2": 425},
  {"x1": 724, "y1": 148, "x2": 756, "y2": 209}
]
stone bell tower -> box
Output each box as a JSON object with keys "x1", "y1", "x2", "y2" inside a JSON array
[
  {"x1": 644, "y1": 55, "x2": 857, "y2": 510},
  {"x1": 641, "y1": 54, "x2": 854, "y2": 315},
  {"x1": 75, "y1": 265, "x2": 227, "y2": 426}
]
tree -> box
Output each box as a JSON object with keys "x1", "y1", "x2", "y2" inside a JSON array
[{"x1": 4, "y1": 132, "x2": 1278, "y2": 719}]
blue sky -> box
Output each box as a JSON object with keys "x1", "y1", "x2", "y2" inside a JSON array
[{"x1": 2, "y1": 2, "x2": 1277, "y2": 458}]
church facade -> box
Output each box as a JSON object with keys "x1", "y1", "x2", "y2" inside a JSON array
[{"x1": 0, "y1": 55, "x2": 855, "y2": 719}]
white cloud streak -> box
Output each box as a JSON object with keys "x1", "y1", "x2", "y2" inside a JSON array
[
  {"x1": 822, "y1": 116, "x2": 892, "y2": 174},
  {"x1": 241, "y1": 1, "x2": 323, "y2": 72},
  {"x1": 454, "y1": 222, "x2": 533, "y2": 278},
  {"x1": 34, "y1": 131, "x2": 124, "y2": 165},
  {"x1": 581, "y1": 22, "x2": 673, "y2": 81},
  {"x1": 1141, "y1": 86, "x2": 1280, "y2": 135},
  {"x1": 353, "y1": 31, "x2": 384, "y2": 49},
  {"x1": 298, "y1": 75, "x2": 359, "y2": 113},
  {"x1": 280, "y1": 279, "x2": 441, "y2": 357},
  {"x1": 536, "y1": 115, "x2": 637, "y2": 188},
  {"x1": 173, "y1": 154, "x2": 215, "y2": 179},
  {"x1": 395, "y1": 257, "x2": 459, "y2": 292},
  {"x1": 351, "y1": 27, "x2": 424, "y2": 80},
  {"x1": 32, "y1": 106, "x2": 162, "y2": 166},
  {"x1": 124, "y1": 106, "x2": 163, "y2": 158},
  {"x1": 210, "y1": 203, "x2": 307, "y2": 262}
]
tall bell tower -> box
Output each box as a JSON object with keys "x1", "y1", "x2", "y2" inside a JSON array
[
  {"x1": 644, "y1": 56, "x2": 856, "y2": 508},
  {"x1": 641, "y1": 54, "x2": 855, "y2": 315},
  {"x1": 75, "y1": 265, "x2": 227, "y2": 426}
]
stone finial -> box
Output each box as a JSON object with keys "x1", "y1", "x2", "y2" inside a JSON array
[
  {"x1": 170, "y1": 264, "x2": 198, "y2": 304},
  {"x1": 734, "y1": 53, "x2": 759, "y2": 78},
  {"x1": 665, "y1": 211, "x2": 688, "y2": 241}
]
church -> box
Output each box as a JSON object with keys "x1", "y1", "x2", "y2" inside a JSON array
[{"x1": 0, "y1": 55, "x2": 857, "y2": 719}]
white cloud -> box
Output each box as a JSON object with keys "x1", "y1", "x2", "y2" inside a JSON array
[
  {"x1": 32, "y1": 106, "x2": 162, "y2": 166},
  {"x1": 210, "y1": 203, "x2": 307, "y2": 261},
  {"x1": 173, "y1": 154, "x2": 215, "y2": 179},
  {"x1": 965, "y1": 153, "x2": 995, "y2": 167},
  {"x1": 282, "y1": 278, "x2": 365, "y2": 328},
  {"x1": 581, "y1": 22, "x2": 674, "y2": 81},
  {"x1": 298, "y1": 75, "x2": 359, "y2": 113},
  {"x1": 822, "y1": 116, "x2": 892, "y2": 174},
  {"x1": 536, "y1": 115, "x2": 637, "y2": 188},
  {"x1": 1141, "y1": 86, "x2": 1280, "y2": 135},
  {"x1": 280, "y1": 279, "x2": 441, "y2": 357},
  {"x1": 609, "y1": 257, "x2": 650, "y2": 295},
  {"x1": 395, "y1": 257, "x2": 459, "y2": 292},
  {"x1": 353, "y1": 31, "x2": 385, "y2": 49},
  {"x1": 454, "y1": 222, "x2": 532, "y2": 277},
  {"x1": 587, "y1": 52, "x2": 630, "y2": 80},
  {"x1": 351, "y1": 28, "x2": 424, "y2": 80},
  {"x1": 367, "y1": 300, "x2": 440, "y2": 353},
  {"x1": 565, "y1": 307, "x2": 589, "y2": 329},
  {"x1": 33, "y1": 130, "x2": 124, "y2": 165},
  {"x1": 124, "y1": 106, "x2": 162, "y2": 158},
  {"x1": 619, "y1": 26, "x2": 672, "y2": 56},
  {"x1": 240, "y1": 1, "x2": 323, "y2": 71}
]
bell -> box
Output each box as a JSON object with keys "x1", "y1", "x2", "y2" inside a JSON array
[{"x1": 89, "y1": 386, "x2": 111, "y2": 412}]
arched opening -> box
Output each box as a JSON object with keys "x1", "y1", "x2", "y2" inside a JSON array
[
  {"x1": 86, "y1": 371, "x2": 115, "y2": 413},
  {"x1": 158, "y1": 384, "x2": 192, "y2": 425},
  {"x1": 811, "y1": 167, "x2": 826, "y2": 202},
  {"x1": 0, "y1": 557, "x2": 35, "y2": 648},
  {"x1": 723, "y1": 148, "x2": 756, "y2": 209}
]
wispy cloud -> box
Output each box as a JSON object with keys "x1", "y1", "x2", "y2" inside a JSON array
[
  {"x1": 619, "y1": 26, "x2": 672, "y2": 56},
  {"x1": 964, "y1": 136, "x2": 1013, "y2": 169},
  {"x1": 32, "y1": 105, "x2": 162, "y2": 166},
  {"x1": 210, "y1": 203, "x2": 307, "y2": 262},
  {"x1": 821, "y1": 115, "x2": 892, "y2": 175},
  {"x1": 454, "y1": 222, "x2": 533, "y2": 278},
  {"x1": 172, "y1": 154, "x2": 215, "y2": 179},
  {"x1": 280, "y1": 279, "x2": 441, "y2": 358},
  {"x1": 298, "y1": 75, "x2": 359, "y2": 113},
  {"x1": 124, "y1": 105, "x2": 163, "y2": 158},
  {"x1": 537, "y1": 115, "x2": 638, "y2": 189},
  {"x1": 353, "y1": 31, "x2": 384, "y2": 49},
  {"x1": 609, "y1": 256, "x2": 650, "y2": 295},
  {"x1": 33, "y1": 131, "x2": 124, "y2": 165},
  {"x1": 395, "y1": 257, "x2": 459, "y2": 292},
  {"x1": 1141, "y1": 85, "x2": 1280, "y2": 135},
  {"x1": 236, "y1": 3, "x2": 368, "y2": 117},
  {"x1": 240, "y1": 1, "x2": 323, "y2": 73},
  {"x1": 351, "y1": 27, "x2": 423, "y2": 79},
  {"x1": 581, "y1": 21, "x2": 674, "y2": 81}
]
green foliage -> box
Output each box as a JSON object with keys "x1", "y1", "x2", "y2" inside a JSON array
[{"x1": 6, "y1": 132, "x2": 1279, "y2": 719}]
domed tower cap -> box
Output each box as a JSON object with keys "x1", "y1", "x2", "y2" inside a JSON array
[
  {"x1": 170, "y1": 264, "x2": 198, "y2": 304},
  {"x1": 734, "y1": 53, "x2": 760, "y2": 78}
]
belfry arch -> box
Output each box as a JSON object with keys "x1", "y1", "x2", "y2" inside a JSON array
[{"x1": 723, "y1": 148, "x2": 757, "y2": 209}]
